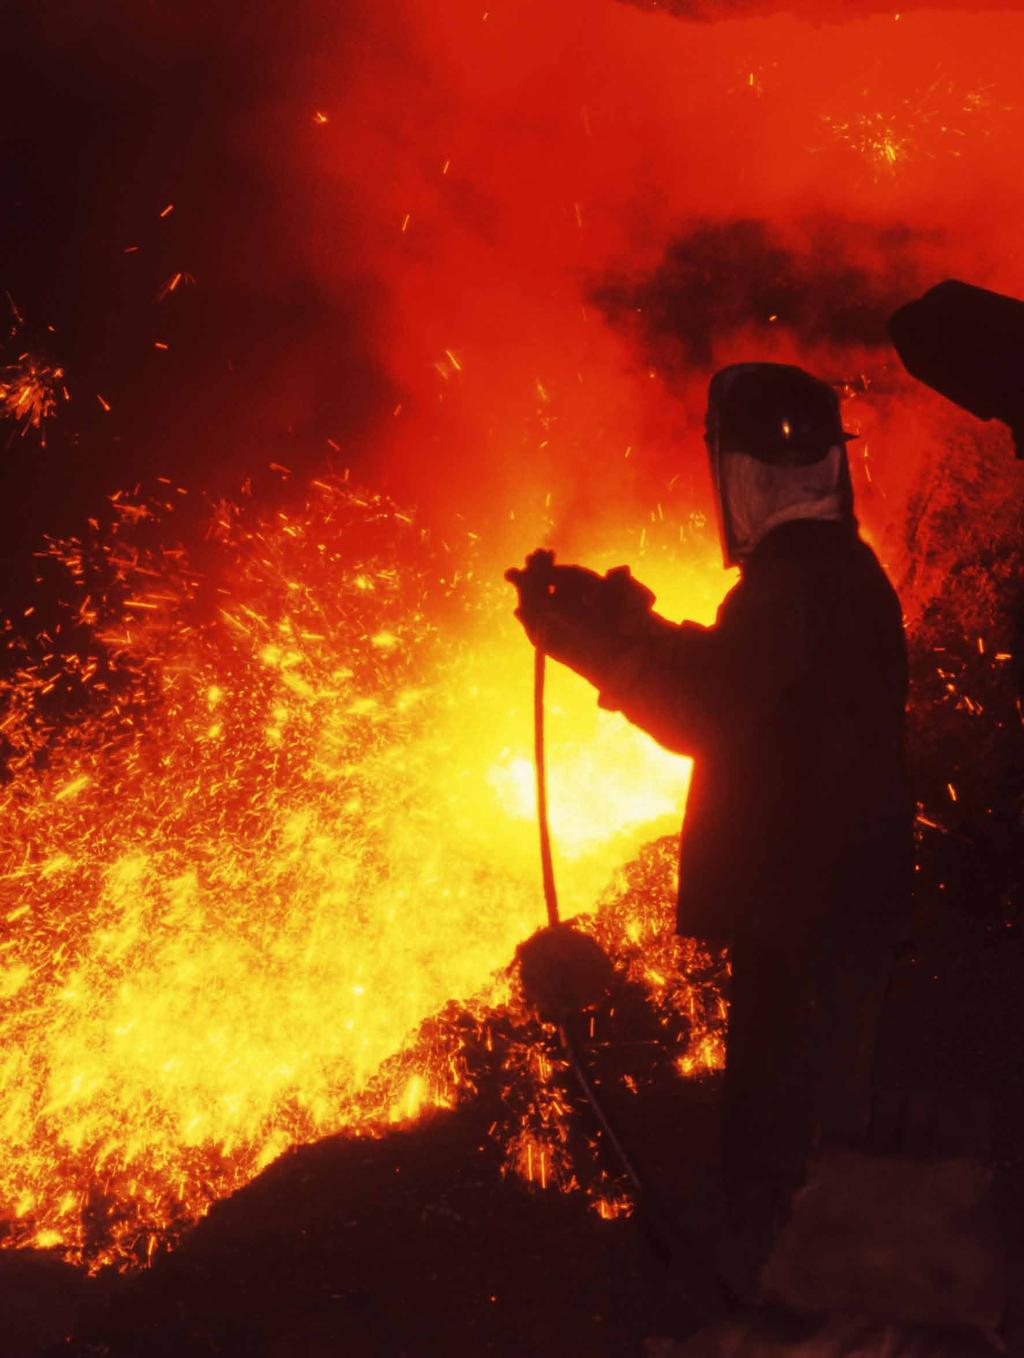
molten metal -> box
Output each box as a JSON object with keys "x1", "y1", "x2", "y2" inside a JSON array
[{"x1": 0, "y1": 476, "x2": 725, "y2": 1268}]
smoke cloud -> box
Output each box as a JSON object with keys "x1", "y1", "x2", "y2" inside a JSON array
[
  {"x1": 4, "y1": 0, "x2": 1024, "y2": 576},
  {"x1": 594, "y1": 218, "x2": 938, "y2": 369}
]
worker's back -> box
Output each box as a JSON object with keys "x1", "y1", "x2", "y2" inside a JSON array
[{"x1": 677, "y1": 516, "x2": 912, "y2": 946}]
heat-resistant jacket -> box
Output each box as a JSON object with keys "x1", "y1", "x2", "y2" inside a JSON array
[{"x1": 594, "y1": 518, "x2": 913, "y2": 943}]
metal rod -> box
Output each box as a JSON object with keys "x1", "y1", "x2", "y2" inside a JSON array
[
  {"x1": 558, "y1": 1020, "x2": 646, "y2": 1200},
  {"x1": 533, "y1": 645, "x2": 658, "y2": 1228},
  {"x1": 531, "y1": 640, "x2": 732, "y2": 1316},
  {"x1": 534, "y1": 648, "x2": 560, "y2": 928}
]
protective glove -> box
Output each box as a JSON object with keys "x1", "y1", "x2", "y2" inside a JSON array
[{"x1": 505, "y1": 549, "x2": 655, "y2": 685}]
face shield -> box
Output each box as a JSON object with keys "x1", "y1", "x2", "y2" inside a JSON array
[{"x1": 705, "y1": 363, "x2": 856, "y2": 567}]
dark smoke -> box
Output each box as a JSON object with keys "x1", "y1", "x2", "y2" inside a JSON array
[{"x1": 594, "y1": 218, "x2": 938, "y2": 373}]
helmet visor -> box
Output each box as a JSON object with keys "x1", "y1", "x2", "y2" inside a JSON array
[{"x1": 705, "y1": 363, "x2": 855, "y2": 564}]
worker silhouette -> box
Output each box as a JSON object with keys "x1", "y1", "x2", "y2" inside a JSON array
[{"x1": 508, "y1": 362, "x2": 914, "y2": 1292}]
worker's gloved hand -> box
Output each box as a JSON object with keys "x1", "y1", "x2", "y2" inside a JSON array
[
  {"x1": 516, "y1": 923, "x2": 615, "y2": 1021},
  {"x1": 505, "y1": 550, "x2": 654, "y2": 684}
]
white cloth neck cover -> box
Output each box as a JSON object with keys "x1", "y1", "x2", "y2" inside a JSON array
[{"x1": 718, "y1": 445, "x2": 848, "y2": 561}]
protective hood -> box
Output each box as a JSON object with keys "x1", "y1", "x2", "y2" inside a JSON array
[
  {"x1": 716, "y1": 445, "x2": 851, "y2": 563},
  {"x1": 706, "y1": 363, "x2": 855, "y2": 566}
]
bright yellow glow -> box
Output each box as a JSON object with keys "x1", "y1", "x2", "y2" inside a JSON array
[{"x1": 0, "y1": 479, "x2": 728, "y2": 1266}]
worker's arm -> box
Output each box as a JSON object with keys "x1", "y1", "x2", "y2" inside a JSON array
[
  {"x1": 593, "y1": 612, "x2": 722, "y2": 756},
  {"x1": 507, "y1": 551, "x2": 810, "y2": 758},
  {"x1": 599, "y1": 568, "x2": 812, "y2": 755}
]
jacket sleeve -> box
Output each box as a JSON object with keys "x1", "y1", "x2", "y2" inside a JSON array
[
  {"x1": 592, "y1": 613, "x2": 724, "y2": 756},
  {"x1": 593, "y1": 574, "x2": 811, "y2": 757}
]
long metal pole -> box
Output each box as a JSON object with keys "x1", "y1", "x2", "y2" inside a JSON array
[
  {"x1": 533, "y1": 648, "x2": 560, "y2": 928},
  {"x1": 530, "y1": 642, "x2": 730, "y2": 1316}
]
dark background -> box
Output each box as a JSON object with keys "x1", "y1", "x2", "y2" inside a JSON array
[{"x1": 1, "y1": 3, "x2": 394, "y2": 600}]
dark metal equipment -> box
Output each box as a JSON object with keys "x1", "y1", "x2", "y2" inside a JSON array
[
  {"x1": 889, "y1": 278, "x2": 1024, "y2": 457},
  {"x1": 890, "y1": 279, "x2": 1024, "y2": 705}
]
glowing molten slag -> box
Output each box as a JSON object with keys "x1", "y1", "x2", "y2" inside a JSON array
[{"x1": 0, "y1": 479, "x2": 726, "y2": 1266}]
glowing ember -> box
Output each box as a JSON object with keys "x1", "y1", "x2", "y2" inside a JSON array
[
  {"x1": 0, "y1": 476, "x2": 726, "y2": 1268},
  {"x1": 822, "y1": 75, "x2": 1006, "y2": 176},
  {"x1": 0, "y1": 352, "x2": 67, "y2": 442}
]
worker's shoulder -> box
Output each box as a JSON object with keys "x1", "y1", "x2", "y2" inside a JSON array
[
  {"x1": 748, "y1": 520, "x2": 890, "y2": 584},
  {"x1": 752, "y1": 517, "x2": 857, "y2": 563},
  {"x1": 734, "y1": 520, "x2": 900, "y2": 619}
]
